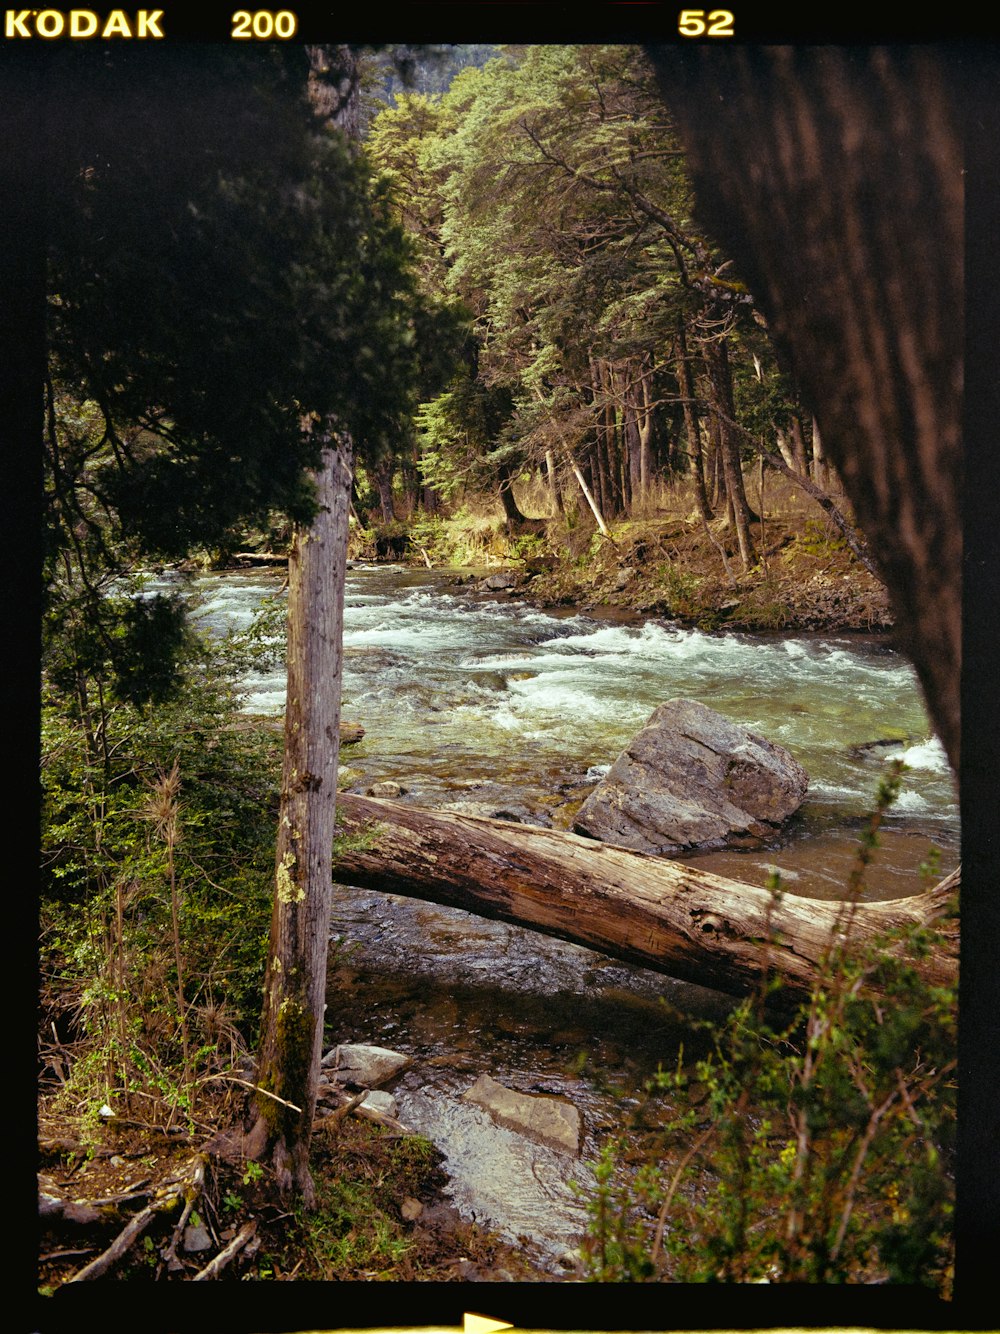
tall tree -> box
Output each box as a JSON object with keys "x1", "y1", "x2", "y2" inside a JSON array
[
  {"x1": 247, "y1": 47, "x2": 462, "y2": 1202},
  {"x1": 647, "y1": 45, "x2": 962, "y2": 770},
  {"x1": 41, "y1": 43, "x2": 459, "y2": 1204},
  {"x1": 246, "y1": 47, "x2": 359, "y2": 1204}
]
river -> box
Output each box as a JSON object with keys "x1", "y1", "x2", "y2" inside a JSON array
[{"x1": 185, "y1": 562, "x2": 958, "y2": 1272}]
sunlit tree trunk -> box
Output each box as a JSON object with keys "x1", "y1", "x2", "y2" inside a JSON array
[{"x1": 249, "y1": 434, "x2": 352, "y2": 1204}]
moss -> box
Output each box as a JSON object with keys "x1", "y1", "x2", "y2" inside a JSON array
[
  {"x1": 276, "y1": 849, "x2": 303, "y2": 903},
  {"x1": 333, "y1": 820, "x2": 387, "y2": 858},
  {"x1": 257, "y1": 984, "x2": 316, "y2": 1139}
]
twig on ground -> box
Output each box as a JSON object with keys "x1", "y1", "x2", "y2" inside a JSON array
[
  {"x1": 191, "y1": 1221, "x2": 258, "y2": 1280},
  {"x1": 64, "y1": 1155, "x2": 206, "y2": 1283}
]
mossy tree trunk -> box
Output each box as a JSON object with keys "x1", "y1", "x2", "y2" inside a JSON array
[
  {"x1": 249, "y1": 437, "x2": 352, "y2": 1204},
  {"x1": 249, "y1": 44, "x2": 360, "y2": 1206}
]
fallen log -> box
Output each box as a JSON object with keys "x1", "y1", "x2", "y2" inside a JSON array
[{"x1": 332, "y1": 795, "x2": 958, "y2": 1004}]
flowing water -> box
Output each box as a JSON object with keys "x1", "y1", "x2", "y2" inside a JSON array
[{"x1": 182, "y1": 563, "x2": 958, "y2": 1271}]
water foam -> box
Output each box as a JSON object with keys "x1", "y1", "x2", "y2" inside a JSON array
[{"x1": 900, "y1": 737, "x2": 950, "y2": 773}]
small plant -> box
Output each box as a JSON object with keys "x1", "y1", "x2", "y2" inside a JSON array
[{"x1": 799, "y1": 516, "x2": 848, "y2": 557}]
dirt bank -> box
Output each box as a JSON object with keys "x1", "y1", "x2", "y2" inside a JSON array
[{"x1": 449, "y1": 513, "x2": 892, "y2": 636}]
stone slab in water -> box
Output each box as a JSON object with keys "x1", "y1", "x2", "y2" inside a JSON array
[
  {"x1": 574, "y1": 697, "x2": 809, "y2": 854},
  {"x1": 462, "y1": 1072, "x2": 582, "y2": 1155}
]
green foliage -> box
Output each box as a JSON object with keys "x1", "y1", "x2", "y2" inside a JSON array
[
  {"x1": 46, "y1": 47, "x2": 462, "y2": 561},
  {"x1": 580, "y1": 764, "x2": 956, "y2": 1291},
  {"x1": 40, "y1": 628, "x2": 281, "y2": 1121},
  {"x1": 799, "y1": 517, "x2": 849, "y2": 557},
  {"x1": 402, "y1": 507, "x2": 512, "y2": 566},
  {"x1": 260, "y1": 1129, "x2": 440, "y2": 1280}
]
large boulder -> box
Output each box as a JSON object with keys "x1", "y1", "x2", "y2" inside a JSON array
[{"x1": 573, "y1": 698, "x2": 809, "y2": 854}]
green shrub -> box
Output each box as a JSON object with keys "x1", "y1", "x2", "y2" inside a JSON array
[
  {"x1": 580, "y1": 762, "x2": 956, "y2": 1292},
  {"x1": 40, "y1": 625, "x2": 282, "y2": 1124}
]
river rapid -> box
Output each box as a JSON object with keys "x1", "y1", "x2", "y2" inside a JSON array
[{"x1": 187, "y1": 562, "x2": 958, "y2": 1273}]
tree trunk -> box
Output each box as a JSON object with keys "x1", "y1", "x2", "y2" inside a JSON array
[
  {"x1": 636, "y1": 361, "x2": 655, "y2": 499},
  {"x1": 249, "y1": 44, "x2": 359, "y2": 1206},
  {"x1": 373, "y1": 459, "x2": 396, "y2": 523},
  {"x1": 496, "y1": 457, "x2": 529, "y2": 530},
  {"x1": 810, "y1": 414, "x2": 828, "y2": 490},
  {"x1": 544, "y1": 448, "x2": 564, "y2": 517},
  {"x1": 647, "y1": 46, "x2": 962, "y2": 772},
  {"x1": 624, "y1": 372, "x2": 644, "y2": 510},
  {"x1": 675, "y1": 323, "x2": 712, "y2": 521},
  {"x1": 706, "y1": 339, "x2": 757, "y2": 568},
  {"x1": 789, "y1": 413, "x2": 809, "y2": 476},
  {"x1": 332, "y1": 795, "x2": 957, "y2": 1006},
  {"x1": 567, "y1": 448, "x2": 610, "y2": 537},
  {"x1": 249, "y1": 438, "x2": 352, "y2": 1203},
  {"x1": 775, "y1": 426, "x2": 796, "y2": 472}
]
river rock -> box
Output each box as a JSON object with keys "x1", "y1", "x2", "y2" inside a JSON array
[
  {"x1": 462, "y1": 1073, "x2": 582, "y2": 1155},
  {"x1": 368, "y1": 779, "x2": 406, "y2": 798},
  {"x1": 321, "y1": 1042, "x2": 412, "y2": 1087},
  {"x1": 360, "y1": 1089, "x2": 398, "y2": 1118},
  {"x1": 482, "y1": 571, "x2": 518, "y2": 591},
  {"x1": 183, "y1": 1225, "x2": 213, "y2": 1253},
  {"x1": 573, "y1": 698, "x2": 809, "y2": 854}
]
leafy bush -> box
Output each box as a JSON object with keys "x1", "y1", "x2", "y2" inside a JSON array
[
  {"x1": 40, "y1": 620, "x2": 282, "y2": 1124},
  {"x1": 580, "y1": 762, "x2": 957, "y2": 1292}
]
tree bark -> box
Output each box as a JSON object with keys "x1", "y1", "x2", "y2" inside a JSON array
[
  {"x1": 543, "y1": 448, "x2": 564, "y2": 517},
  {"x1": 705, "y1": 339, "x2": 757, "y2": 568},
  {"x1": 647, "y1": 45, "x2": 962, "y2": 771},
  {"x1": 675, "y1": 322, "x2": 712, "y2": 521},
  {"x1": 249, "y1": 44, "x2": 361, "y2": 1206},
  {"x1": 373, "y1": 459, "x2": 396, "y2": 522},
  {"x1": 249, "y1": 439, "x2": 352, "y2": 1203},
  {"x1": 332, "y1": 795, "x2": 957, "y2": 1006},
  {"x1": 496, "y1": 457, "x2": 529, "y2": 530}
]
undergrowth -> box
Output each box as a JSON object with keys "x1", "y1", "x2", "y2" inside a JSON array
[
  {"x1": 40, "y1": 606, "x2": 283, "y2": 1131},
  {"x1": 579, "y1": 760, "x2": 957, "y2": 1292}
]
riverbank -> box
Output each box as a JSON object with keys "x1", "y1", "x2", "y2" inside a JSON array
[{"x1": 346, "y1": 502, "x2": 891, "y2": 636}]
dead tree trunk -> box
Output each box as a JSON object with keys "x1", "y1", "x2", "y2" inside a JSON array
[
  {"x1": 332, "y1": 795, "x2": 957, "y2": 1006},
  {"x1": 249, "y1": 44, "x2": 360, "y2": 1206},
  {"x1": 249, "y1": 438, "x2": 352, "y2": 1202}
]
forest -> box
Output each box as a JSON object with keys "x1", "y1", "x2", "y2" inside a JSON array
[{"x1": 33, "y1": 37, "x2": 971, "y2": 1308}]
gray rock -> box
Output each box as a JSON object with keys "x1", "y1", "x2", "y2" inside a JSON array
[
  {"x1": 321, "y1": 1042, "x2": 412, "y2": 1087},
  {"x1": 462, "y1": 1072, "x2": 582, "y2": 1155},
  {"x1": 574, "y1": 698, "x2": 808, "y2": 854},
  {"x1": 483, "y1": 571, "x2": 518, "y2": 590},
  {"x1": 360, "y1": 1089, "x2": 398, "y2": 1118},
  {"x1": 183, "y1": 1225, "x2": 213, "y2": 1253},
  {"x1": 368, "y1": 779, "x2": 406, "y2": 798}
]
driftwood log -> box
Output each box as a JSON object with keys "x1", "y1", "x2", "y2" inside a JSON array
[{"x1": 332, "y1": 795, "x2": 958, "y2": 1004}]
